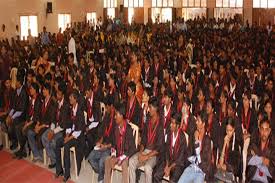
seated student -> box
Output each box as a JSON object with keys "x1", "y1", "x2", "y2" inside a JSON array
[
  {"x1": 27, "y1": 83, "x2": 56, "y2": 162},
  {"x1": 14, "y1": 82, "x2": 41, "y2": 159},
  {"x1": 0, "y1": 79, "x2": 13, "y2": 150},
  {"x1": 246, "y1": 119, "x2": 275, "y2": 183},
  {"x1": 55, "y1": 90, "x2": 86, "y2": 182},
  {"x1": 153, "y1": 113, "x2": 188, "y2": 183},
  {"x1": 87, "y1": 96, "x2": 116, "y2": 183},
  {"x1": 129, "y1": 96, "x2": 164, "y2": 183},
  {"x1": 84, "y1": 83, "x2": 101, "y2": 157},
  {"x1": 41, "y1": 81, "x2": 70, "y2": 168},
  {"x1": 104, "y1": 103, "x2": 137, "y2": 183},
  {"x1": 215, "y1": 117, "x2": 242, "y2": 182},
  {"x1": 5, "y1": 75, "x2": 28, "y2": 150},
  {"x1": 126, "y1": 81, "x2": 141, "y2": 127},
  {"x1": 178, "y1": 110, "x2": 213, "y2": 183},
  {"x1": 180, "y1": 98, "x2": 196, "y2": 138}
]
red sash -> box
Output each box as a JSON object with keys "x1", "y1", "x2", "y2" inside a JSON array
[
  {"x1": 104, "y1": 110, "x2": 115, "y2": 137},
  {"x1": 116, "y1": 121, "x2": 127, "y2": 156},
  {"x1": 148, "y1": 118, "x2": 159, "y2": 145},
  {"x1": 170, "y1": 130, "x2": 180, "y2": 159},
  {"x1": 242, "y1": 109, "x2": 251, "y2": 130},
  {"x1": 126, "y1": 98, "x2": 136, "y2": 121}
]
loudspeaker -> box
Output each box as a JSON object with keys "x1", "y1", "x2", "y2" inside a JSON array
[
  {"x1": 47, "y1": 2, "x2": 52, "y2": 14},
  {"x1": 120, "y1": 4, "x2": 124, "y2": 13}
]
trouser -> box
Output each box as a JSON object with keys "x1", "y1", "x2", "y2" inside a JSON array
[
  {"x1": 153, "y1": 161, "x2": 183, "y2": 183},
  {"x1": 104, "y1": 156, "x2": 129, "y2": 183},
  {"x1": 178, "y1": 166, "x2": 205, "y2": 183},
  {"x1": 8, "y1": 118, "x2": 22, "y2": 146},
  {"x1": 85, "y1": 128, "x2": 97, "y2": 158},
  {"x1": 87, "y1": 149, "x2": 110, "y2": 181},
  {"x1": 15, "y1": 122, "x2": 33, "y2": 152},
  {"x1": 55, "y1": 136, "x2": 84, "y2": 178},
  {"x1": 41, "y1": 129, "x2": 63, "y2": 164},
  {"x1": 27, "y1": 129, "x2": 42, "y2": 159},
  {"x1": 129, "y1": 149, "x2": 157, "y2": 183}
]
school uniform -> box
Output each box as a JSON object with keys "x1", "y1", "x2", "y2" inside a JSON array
[
  {"x1": 153, "y1": 130, "x2": 187, "y2": 183},
  {"x1": 126, "y1": 96, "x2": 141, "y2": 127}
]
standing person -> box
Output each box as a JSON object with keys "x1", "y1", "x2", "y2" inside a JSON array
[
  {"x1": 41, "y1": 26, "x2": 51, "y2": 45},
  {"x1": 104, "y1": 103, "x2": 137, "y2": 183},
  {"x1": 0, "y1": 45, "x2": 11, "y2": 85},
  {"x1": 68, "y1": 31, "x2": 77, "y2": 66},
  {"x1": 178, "y1": 110, "x2": 213, "y2": 183},
  {"x1": 153, "y1": 113, "x2": 187, "y2": 183},
  {"x1": 56, "y1": 28, "x2": 64, "y2": 47},
  {"x1": 129, "y1": 96, "x2": 164, "y2": 183},
  {"x1": 246, "y1": 119, "x2": 275, "y2": 183}
]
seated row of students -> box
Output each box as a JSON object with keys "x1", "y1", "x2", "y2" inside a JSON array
[{"x1": 0, "y1": 72, "x2": 274, "y2": 183}]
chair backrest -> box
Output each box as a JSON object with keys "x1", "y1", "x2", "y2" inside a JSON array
[
  {"x1": 129, "y1": 122, "x2": 139, "y2": 148},
  {"x1": 84, "y1": 111, "x2": 87, "y2": 125},
  {"x1": 184, "y1": 132, "x2": 189, "y2": 147}
]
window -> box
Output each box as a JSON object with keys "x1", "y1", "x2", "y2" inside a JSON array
[
  {"x1": 124, "y1": 0, "x2": 143, "y2": 7},
  {"x1": 87, "y1": 12, "x2": 97, "y2": 24},
  {"x1": 104, "y1": 0, "x2": 117, "y2": 8},
  {"x1": 128, "y1": 8, "x2": 135, "y2": 24},
  {"x1": 152, "y1": 0, "x2": 173, "y2": 7},
  {"x1": 58, "y1": 14, "x2": 71, "y2": 33},
  {"x1": 20, "y1": 15, "x2": 38, "y2": 40},
  {"x1": 253, "y1": 0, "x2": 275, "y2": 8},
  {"x1": 216, "y1": 0, "x2": 243, "y2": 7},
  {"x1": 183, "y1": 0, "x2": 207, "y2": 7},
  {"x1": 182, "y1": 8, "x2": 207, "y2": 20},
  {"x1": 151, "y1": 8, "x2": 172, "y2": 23},
  {"x1": 107, "y1": 8, "x2": 116, "y2": 19},
  {"x1": 214, "y1": 8, "x2": 242, "y2": 19}
]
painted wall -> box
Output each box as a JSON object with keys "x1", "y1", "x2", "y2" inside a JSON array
[{"x1": 0, "y1": 0, "x2": 103, "y2": 38}]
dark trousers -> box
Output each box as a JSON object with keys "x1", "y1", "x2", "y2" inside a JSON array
[
  {"x1": 8, "y1": 118, "x2": 23, "y2": 146},
  {"x1": 85, "y1": 128, "x2": 97, "y2": 158},
  {"x1": 15, "y1": 122, "x2": 27, "y2": 152},
  {"x1": 55, "y1": 136, "x2": 84, "y2": 178},
  {"x1": 153, "y1": 162, "x2": 183, "y2": 183}
]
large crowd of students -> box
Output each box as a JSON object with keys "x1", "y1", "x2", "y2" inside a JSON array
[{"x1": 0, "y1": 17, "x2": 274, "y2": 183}]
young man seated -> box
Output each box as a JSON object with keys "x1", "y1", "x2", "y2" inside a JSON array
[
  {"x1": 54, "y1": 90, "x2": 85, "y2": 182},
  {"x1": 178, "y1": 110, "x2": 213, "y2": 183},
  {"x1": 104, "y1": 103, "x2": 137, "y2": 183},
  {"x1": 27, "y1": 83, "x2": 56, "y2": 162},
  {"x1": 153, "y1": 113, "x2": 188, "y2": 183},
  {"x1": 41, "y1": 81, "x2": 70, "y2": 168},
  {"x1": 87, "y1": 96, "x2": 115, "y2": 183},
  {"x1": 246, "y1": 119, "x2": 275, "y2": 183},
  {"x1": 129, "y1": 96, "x2": 164, "y2": 183},
  {"x1": 14, "y1": 82, "x2": 41, "y2": 159}
]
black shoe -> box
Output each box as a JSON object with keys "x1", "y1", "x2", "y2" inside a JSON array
[
  {"x1": 0, "y1": 144, "x2": 3, "y2": 151},
  {"x1": 16, "y1": 151, "x2": 27, "y2": 159},
  {"x1": 48, "y1": 163, "x2": 56, "y2": 169},
  {"x1": 63, "y1": 176, "x2": 70, "y2": 183},
  {"x1": 10, "y1": 143, "x2": 17, "y2": 151},
  {"x1": 55, "y1": 171, "x2": 63, "y2": 178}
]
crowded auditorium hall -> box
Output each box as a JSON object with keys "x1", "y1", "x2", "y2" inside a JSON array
[{"x1": 0, "y1": 0, "x2": 274, "y2": 183}]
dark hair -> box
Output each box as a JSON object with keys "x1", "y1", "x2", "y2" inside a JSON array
[
  {"x1": 172, "y1": 113, "x2": 181, "y2": 125},
  {"x1": 149, "y1": 96, "x2": 159, "y2": 113},
  {"x1": 128, "y1": 81, "x2": 136, "y2": 93},
  {"x1": 68, "y1": 53, "x2": 74, "y2": 59},
  {"x1": 115, "y1": 103, "x2": 126, "y2": 118},
  {"x1": 259, "y1": 119, "x2": 270, "y2": 127},
  {"x1": 103, "y1": 95, "x2": 114, "y2": 106},
  {"x1": 197, "y1": 110, "x2": 208, "y2": 127},
  {"x1": 220, "y1": 90, "x2": 228, "y2": 100},
  {"x1": 44, "y1": 73, "x2": 52, "y2": 81},
  {"x1": 226, "y1": 117, "x2": 235, "y2": 128},
  {"x1": 58, "y1": 81, "x2": 67, "y2": 95},
  {"x1": 227, "y1": 99, "x2": 236, "y2": 110},
  {"x1": 27, "y1": 69, "x2": 35, "y2": 77},
  {"x1": 144, "y1": 87, "x2": 153, "y2": 97},
  {"x1": 183, "y1": 97, "x2": 191, "y2": 106},
  {"x1": 70, "y1": 89, "x2": 79, "y2": 101},
  {"x1": 30, "y1": 82, "x2": 39, "y2": 94},
  {"x1": 164, "y1": 89, "x2": 174, "y2": 100},
  {"x1": 43, "y1": 83, "x2": 52, "y2": 94},
  {"x1": 243, "y1": 90, "x2": 251, "y2": 100},
  {"x1": 206, "y1": 99, "x2": 215, "y2": 109},
  {"x1": 16, "y1": 75, "x2": 24, "y2": 85}
]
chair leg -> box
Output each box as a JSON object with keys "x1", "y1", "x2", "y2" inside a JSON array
[
  {"x1": 43, "y1": 149, "x2": 47, "y2": 165},
  {"x1": 30, "y1": 151, "x2": 34, "y2": 161},
  {"x1": 61, "y1": 147, "x2": 64, "y2": 167},
  {"x1": 4, "y1": 133, "x2": 9, "y2": 149},
  {"x1": 110, "y1": 169, "x2": 114, "y2": 183}
]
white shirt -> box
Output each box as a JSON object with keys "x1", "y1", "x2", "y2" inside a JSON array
[{"x1": 68, "y1": 37, "x2": 77, "y2": 65}]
